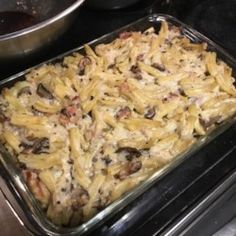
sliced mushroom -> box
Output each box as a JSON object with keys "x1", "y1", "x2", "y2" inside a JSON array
[
  {"x1": 36, "y1": 83, "x2": 54, "y2": 99},
  {"x1": 130, "y1": 65, "x2": 142, "y2": 80},
  {"x1": 108, "y1": 64, "x2": 115, "y2": 69},
  {"x1": 17, "y1": 86, "x2": 31, "y2": 97},
  {"x1": 178, "y1": 88, "x2": 186, "y2": 96},
  {"x1": 144, "y1": 107, "x2": 156, "y2": 119},
  {"x1": 78, "y1": 56, "x2": 91, "y2": 75},
  {"x1": 130, "y1": 65, "x2": 140, "y2": 74},
  {"x1": 116, "y1": 147, "x2": 141, "y2": 161},
  {"x1": 136, "y1": 54, "x2": 144, "y2": 61},
  {"x1": 20, "y1": 137, "x2": 49, "y2": 154},
  {"x1": 101, "y1": 155, "x2": 112, "y2": 165},
  {"x1": 151, "y1": 63, "x2": 166, "y2": 72},
  {"x1": 0, "y1": 109, "x2": 8, "y2": 122}
]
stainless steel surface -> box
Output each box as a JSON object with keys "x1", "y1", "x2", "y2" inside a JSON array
[
  {"x1": 0, "y1": 0, "x2": 85, "y2": 61},
  {"x1": 0, "y1": 14, "x2": 236, "y2": 236},
  {"x1": 213, "y1": 218, "x2": 236, "y2": 236},
  {"x1": 0, "y1": 189, "x2": 29, "y2": 236}
]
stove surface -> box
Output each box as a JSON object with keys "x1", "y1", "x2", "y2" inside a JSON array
[
  {"x1": 0, "y1": 1, "x2": 236, "y2": 236},
  {"x1": 0, "y1": 0, "x2": 235, "y2": 79},
  {"x1": 177, "y1": 0, "x2": 236, "y2": 57}
]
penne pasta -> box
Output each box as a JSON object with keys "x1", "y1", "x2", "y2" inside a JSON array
[{"x1": 0, "y1": 19, "x2": 235, "y2": 227}]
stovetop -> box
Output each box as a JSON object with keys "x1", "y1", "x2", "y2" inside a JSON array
[
  {"x1": 171, "y1": 0, "x2": 236, "y2": 57},
  {"x1": 0, "y1": 1, "x2": 236, "y2": 235},
  {"x1": 1, "y1": 0, "x2": 236, "y2": 79}
]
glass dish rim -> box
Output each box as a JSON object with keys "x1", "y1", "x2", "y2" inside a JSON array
[{"x1": 0, "y1": 13, "x2": 236, "y2": 236}]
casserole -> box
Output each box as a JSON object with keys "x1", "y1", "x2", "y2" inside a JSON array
[{"x1": 0, "y1": 14, "x2": 236, "y2": 235}]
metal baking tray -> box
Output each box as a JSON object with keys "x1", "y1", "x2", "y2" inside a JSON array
[{"x1": 0, "y1": 13, "x2": 236, "y2": 236}]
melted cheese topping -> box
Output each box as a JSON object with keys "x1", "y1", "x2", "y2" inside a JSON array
[{"x1": 1, "y1": 22, "x2": 236, "y2": 226}]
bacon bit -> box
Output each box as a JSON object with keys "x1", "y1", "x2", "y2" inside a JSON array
[
  {"x1": 115, "y1": 106, "x2": 131, "y2": 119},
  {"x1": 22, "y1": 170, "x2": 50, "y2": 208},
  {"x1": 199, "y1": 116, "x2": 221, "y2": 130},
  {"x1": 119, "y1": 82, "x2": 130, "y2": 95},
  {"x1": 114, "y1": 159, "x2": 142, "y2": 180},
  {"x1": 119, "y1": 31, "x2": 133, "y2": 39},
  {"x1": 59, "y1": 96, "x2": 81, "y2": 126},
  {"x1": 71, "y1": 188, "x2": 90, "y2": 210},
  {"x1": 169, "y1": 25, "x2": 180, "y2": 33},
  {"x1": 71, "y1": 96, "x2": 81, "y2": 107},
  {"x1": 61, "y1": 106, "x2": 77, "y2": 117},
  {"x1": 59, "y1": 106, "x2": 77, "y2": 126},
  {"x1": 136, "y1": 54, "x2": 144, "y2": 61},
  {"x1": 129, "y1": 160, "x2": 142, "y2": 173}
]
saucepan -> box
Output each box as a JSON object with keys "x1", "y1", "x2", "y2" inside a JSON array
[{"x1": 0, "y1": 0, "x2": 85, "y2": 61}]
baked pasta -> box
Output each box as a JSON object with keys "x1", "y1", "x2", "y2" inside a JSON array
[{"x1": 0, "y1": 21, "x2": 236, "y2": 226}]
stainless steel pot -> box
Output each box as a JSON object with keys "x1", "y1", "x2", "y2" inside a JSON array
[{"x1": 0, "y1": 0, "x2": 85, "y2": 61}]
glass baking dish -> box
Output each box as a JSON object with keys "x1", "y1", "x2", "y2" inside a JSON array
[{"x1": 0, "y1": 13, "x2": 236, "y2": 236}]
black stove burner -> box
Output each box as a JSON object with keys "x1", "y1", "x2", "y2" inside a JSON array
[{"x1": 184, "y1": 0, "x2": 236, "y2": 56}]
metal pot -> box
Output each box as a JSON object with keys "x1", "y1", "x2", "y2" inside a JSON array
[{"x1": 0, "y1": 0, "x2": 85, "y2": 61}]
